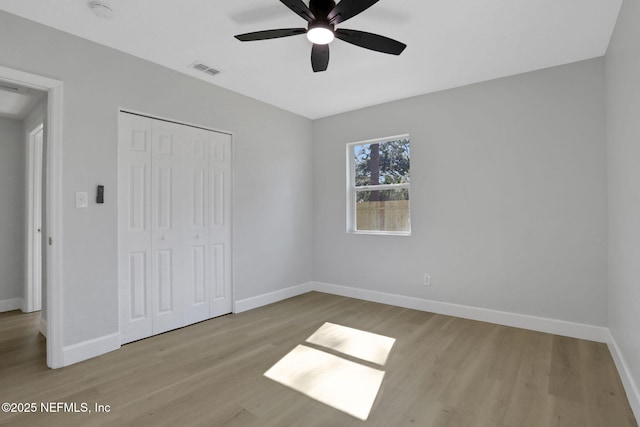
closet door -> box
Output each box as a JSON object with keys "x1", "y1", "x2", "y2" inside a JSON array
[
  {"x1": 209, "y1": 132, "x2": 233, "y2": 317},
  {"x1": 150, "y1": 120, "x2": 186, "y2": 335},
  {"x1": 182, "y1": 126, "x2": 213, "y2": 325},
  {"x1": 119, "y1": 112, "x2": 233, "y2": 344},
  {"x1": 118, "y1": 114, "x2": 153, "y2": 343}
]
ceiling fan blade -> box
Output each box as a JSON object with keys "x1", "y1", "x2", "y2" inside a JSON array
[
  {"x1": 335, "y1": 29, "x2": 406, "y2": 55},
  {"x1": 327, "y1": 0, "x2": 379, "y2": 24},
  {"x1": 235, "y1": 28, "x2": 306, "y2": 42},
  {"x1": 280, "y1": 0, "x2": 316, "y2": 22},
  {"x1": 311, "y1": 44, "x2": 330, "y2": 72}
]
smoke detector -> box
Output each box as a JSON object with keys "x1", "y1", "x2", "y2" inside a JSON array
[{"x1": 88, "y1": 1, "x2": 114, "y2": 19}]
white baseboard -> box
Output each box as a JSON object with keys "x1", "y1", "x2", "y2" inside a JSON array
[
  {"x1": 0, "y1": 298, "x2": 24, "y2": 313},
  {"x1": 607, "y1": 330, "x2": 640, "y2": 421},
  {"x1": 39, "y1": 317, "x2": 47, "y2": 337},
  {"x1": 310, "y1": 282, "x2": 609, "y2": 343},
  {"x1": 62, "y1": 333, "x2": 120, "y2": 367},
  {"x1": 234, "y1": 282, "x2": 314, "y2": 313}
]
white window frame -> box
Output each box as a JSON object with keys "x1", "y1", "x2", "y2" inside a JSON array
[{"x1": 346, "y1": 134, "x2": 411, "y2": 236}]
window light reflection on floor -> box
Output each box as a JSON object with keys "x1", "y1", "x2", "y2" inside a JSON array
[
  {"x1": 264, "y1": 323, "x2": 395, "y2": 421},
  {"x1": 305, "y1": 322, "x2": 396, "y2": 365}
]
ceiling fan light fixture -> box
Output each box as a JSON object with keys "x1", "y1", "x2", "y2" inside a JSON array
[{"x1": 307, "y1": 24, "x2": 334, "y2": 45}]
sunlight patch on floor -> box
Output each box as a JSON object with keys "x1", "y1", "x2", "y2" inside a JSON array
[
  {"x1": 264, "y1": 323, "x2": 396, "y2": 420},
  {"x1": 264, "y1": 344, "x2": 386, "y2": 421},
  {"x1": 305, "y1": 322, "x2": 396, "y2": 365}
]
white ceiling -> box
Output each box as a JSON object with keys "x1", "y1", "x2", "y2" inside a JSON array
[
  {"x1": 0, "y1": 82, "x2": 45, "y2": 120},
  {"x1": 0, "y1": 0, "x2": 622, "y2": 119}
]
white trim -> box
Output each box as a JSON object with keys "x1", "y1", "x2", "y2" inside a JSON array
[
  {"x1": 607, "y1": 330, "x2": 640, "y2": 421},
  {"x1": 118, "y1": 108, "x2": 233, "y2": 136},
  {"x1": 24, "y1": 122, "x2": 44, "y2": 314},
  {"x1": 231, "y1": 282, "x2": 608, "y2": 342},
  {"x1": 0, "y1": 65, "x2": 65, "y2": 369},
  {"x1": 347, "y1": 134, "x2": 411, "y2": 147},
  {"x1": 346, "y1": 141, "x2": 354, "y2": 233},
  {"x1": 230, "y1": 132, "x2": 236, "y2": 321},
  {"x1": 39, "y1": 317, "x2": 47, "y2": 337},
  {"x1": 355, "y1": 183, "x2": 411, "y2": 192},
  {"x1": 46, "y1": 77, "x2": 64, "y2": 369},
  {"x1": 0, "y1": 298, "x2": 24, "y2": 313},
  {"x1": 310, "y1": 282, "x2": 609, "y2": 343},
  {"x1": 233, "y1": 282, "x2": 314, "y2": 313},
  {"x1": 346, "y1": 135, "x2": 411, "y2": 236},
  {"x1": 62, "y1": 333, "x2": 120, "y2": 367},
  {"x1": 349, "y1": 230, "x2": 412, "y2": 237}
]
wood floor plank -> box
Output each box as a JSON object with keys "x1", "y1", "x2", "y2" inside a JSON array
[{"x1": 0, "y1": 292, "x2": 636, "y2": 427}]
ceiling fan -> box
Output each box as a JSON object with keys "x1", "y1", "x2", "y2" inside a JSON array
[{"x1": 234, "y1": 0, "x2": 407, "y2": 72}]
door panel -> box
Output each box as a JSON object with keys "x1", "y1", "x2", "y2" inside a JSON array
[
  {"x1": 209, "y1": 132, "x2": 233, "y2": 317},
  {"x1": 151, "y1": 121, "x2": 184, "y2": 335},
  {"x1": 212, "y1": 244, "x2": 225, "y2": 299},
  {"x1": 192, "y1": 246, "x2": 206, "y2": 303},
  {"x1": 128, "y1": 252, "x2": 147, "y2": 320},
  {"x1": 119, "y1": 114, "x2": 153, "y2": 343},
  {"x1": 128, "y1": 165, "x2": 147, "y2": 231},
  {"x1": 155, "y1": 167, "x2": 173, "y2": 230},
  {"x1": 28, "y1": 126, "x2": 44, "y2": 312},
  {"x1": 212, "y1": 172, "x2": 225, "y2": 227},
  {"x1": 156, "y1": 249, "x2": 173, "y2": 313},
  {"x1": 183, "y1": 126, "x2": 213, "y2": 324},
  {"x1": 192, "y1": 170, "x2": 206, "y2": 227}
]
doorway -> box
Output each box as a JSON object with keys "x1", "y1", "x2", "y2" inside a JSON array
[
  {"x1": 0, "y1": 65, "x2": 64, "y2": 368},
  {"x1": 0, "y1": 81, "x2": 45, "y2": 363}
]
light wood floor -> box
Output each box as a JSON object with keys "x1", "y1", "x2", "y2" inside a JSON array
[{"x1": 0, "y1": 292, "x2": 637, "y2": 427}]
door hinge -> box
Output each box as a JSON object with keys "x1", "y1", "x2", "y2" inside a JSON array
[{"x1": 49, "y1": 237, "x2": 53, "y2": 245}]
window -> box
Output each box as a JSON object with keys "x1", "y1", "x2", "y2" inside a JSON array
[{"x1": 347, "y1": 135, "x2": 410, "y2": 235}]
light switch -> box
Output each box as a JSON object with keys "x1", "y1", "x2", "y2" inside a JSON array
[{"x1": 75, "y1": 192, "x2": 88, "y2": 208}]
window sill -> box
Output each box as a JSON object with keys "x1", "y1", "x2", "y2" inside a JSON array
[{"x1": 348, "y1": 230, "x2": 412, "y2": 237}]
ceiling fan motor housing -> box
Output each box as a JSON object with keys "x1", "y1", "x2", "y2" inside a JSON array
[{"x1": 309, "y1": 0, "x2": 337, "y2": 21}]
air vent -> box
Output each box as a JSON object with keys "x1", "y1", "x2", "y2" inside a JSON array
[{"x1": 190, "y1": 61, "x2": 221, "y2": 77}]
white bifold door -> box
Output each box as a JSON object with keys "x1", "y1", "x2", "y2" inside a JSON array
[{"x1": 118, "y1": 112, "x2": 232, "y2": 344}]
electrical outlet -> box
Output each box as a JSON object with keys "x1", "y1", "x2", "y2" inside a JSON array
[{"x1": 423, "y1": 273, "x2": 431, "y2": 286}]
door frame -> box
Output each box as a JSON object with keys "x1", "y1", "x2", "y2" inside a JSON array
[
  {"x1": 0, "y1": 65, "x2": 64, "y2": 369},
  {"x1": 25, "y1": 122, "x2": 44, "y2": 313}
]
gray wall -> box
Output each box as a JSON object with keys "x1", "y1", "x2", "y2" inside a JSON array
[
  {"x1": 606, "y1": 0, "x2": 640, "y2": 405},
  {"x1": 0, "y1": 10, "x2": 314, "y2": 346},
  {"x1": 313, "y1": 58, "x2": 608, "y2": 326},
  {"x1": 0, "y1": 116, "x2": 25, "y2": 303}
]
